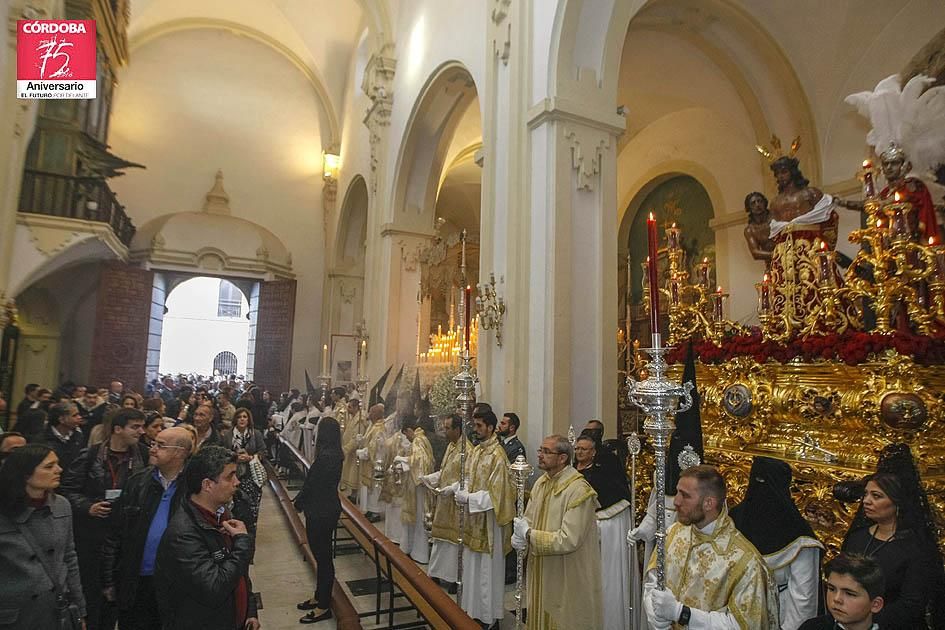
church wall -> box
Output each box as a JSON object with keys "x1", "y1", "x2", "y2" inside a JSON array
[{"x1": 107, "y1": 29, "x2": 327, "y2": 388}]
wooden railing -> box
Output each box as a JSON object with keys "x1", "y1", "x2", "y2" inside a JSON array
[
  {"x1": 262, "y1": 458, "x2": 363, "y2": 630},
  {"x1": 19, "y1": 169, "x2": 136, "y2": 246},
  {"x1": 277, "y1": 437, "x2": 480, "y2": 630}
]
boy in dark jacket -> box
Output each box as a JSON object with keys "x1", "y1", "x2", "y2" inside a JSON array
[{"x1": 799, "y1": 553, "x2": 884, "y2": 630}]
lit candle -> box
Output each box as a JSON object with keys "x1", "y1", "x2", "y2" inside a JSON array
[
  {"x1": 758, "y1": 273, "x2": 771, "y2": 313},
  {"x1": 359, "y1": 340, "x2": 366, "y2": 376},
  {"x1": 817, "y1": 240, "x2": 832, "y2": 286},
  {"x1": 714, "y1": 286, "x2": 724, "y2": 322},
  {"x1": 699, "y1": 257, "x2": 710, "y2": 289},
  {"x1": 465, "y1": 285, "x2": 472, "y2": 352},
  {"x1": 670, "y1": 278, "x2": 680, "y2": 306},
  {"x1": 862, "y1": 160, "x2": 875, "y2": 198},
  {"x1": 666, "y1": 222, "x2": 681, "y2": 250},
  {"x1": 322, "y1": 344, "x2": 328, "y2": 375},
  {"x1": 646, "y1": 213, "x2": 661, "y2": 339}
]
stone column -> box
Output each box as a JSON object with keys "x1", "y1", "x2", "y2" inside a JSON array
[
  {"x1": 360, "y1": 47, "x2": 397, "y2": 378},
  {"x1": 523, "y1": 93, "x2": 624, "y2": 438}
]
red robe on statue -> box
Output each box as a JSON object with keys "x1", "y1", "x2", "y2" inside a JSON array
[{"x1": 881, "y1": 177, "x2": 939, "y2": 241}]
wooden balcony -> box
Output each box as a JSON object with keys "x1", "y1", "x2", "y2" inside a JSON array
[{"x1": 19, "y1": 169, "x2": 135, "y2": 246}]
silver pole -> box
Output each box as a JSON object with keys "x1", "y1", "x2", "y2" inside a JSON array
[
  {"x1": 509, "y1": 455, "x2": 533, "y2": 629},
  {"x1": 627, "y1": 333, "x2": 693, "y2": 589},
  {"x1": 627, "y1": 431, "x2": 642, "y2": 627}
]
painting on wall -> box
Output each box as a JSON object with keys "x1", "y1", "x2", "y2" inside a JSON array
[
  {"x1": 330, "y1": 334, "x2": 357, "y2": 386},
  {"x1": 627, "y1": 175, "x2": 715, "y2": 305}
]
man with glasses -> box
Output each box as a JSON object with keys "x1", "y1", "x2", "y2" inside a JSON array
[
  {"x1": 513, "y1": 434, "x2": 602, "y2": 629},
  {"x1": 101, "y1": 427, "x2": 193, "y2": 629}
]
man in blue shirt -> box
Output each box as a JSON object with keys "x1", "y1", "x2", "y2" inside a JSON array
[{"x1": 101, "y1": 426, "x2": 192, "y2": 629}]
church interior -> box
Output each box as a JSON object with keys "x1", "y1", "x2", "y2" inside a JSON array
[{"x1": 2, "y1": 1, "x2": 945, "y2": 628}]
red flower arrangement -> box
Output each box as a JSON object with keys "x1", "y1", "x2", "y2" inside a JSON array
[{"x1": 666, "y1": 328, "x2": 945, "y2": 366}]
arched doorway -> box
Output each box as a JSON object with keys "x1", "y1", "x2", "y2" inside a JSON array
[{"x1": 159, "y1": 277, "x2": 251, "y2": 377}]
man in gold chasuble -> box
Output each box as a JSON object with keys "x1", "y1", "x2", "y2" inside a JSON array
[{"x1": 644, "y1": 465, "x2": 778, "y2": 630}]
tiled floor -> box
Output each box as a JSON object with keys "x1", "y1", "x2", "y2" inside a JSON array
[{"x1": 252, "y1": 486, "x2": 522, "y2": 629}]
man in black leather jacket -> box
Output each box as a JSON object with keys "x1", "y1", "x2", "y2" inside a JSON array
[
  {"x1": 101, "y1": 427, "x2": 192, "y2": 629},
  {"x1": 155, "y1": 445, "x2": 259, "y2": 629}
]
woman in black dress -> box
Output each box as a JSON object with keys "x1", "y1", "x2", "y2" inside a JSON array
[
  {"x1": 841, "y1": 466, "x2": 943, "y2": 629},
  {"x1": 294, "y1": 416, "x2": 343, "y2": 624}
]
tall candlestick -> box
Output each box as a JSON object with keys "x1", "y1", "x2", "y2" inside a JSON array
[
  {"x1": 713, "y1": 286, "x2": 723, "y2": 322},
  {"x1": 625, "y1": 254, "x2": 632, "y2": 344},
  {"x1": 359, "y1": 340, "x2": 367, "y2": 376},
  {"x1": 646, "y1": 213, "x2": 661, "y2": 340},
  {"x1": 322, "y1": 344, "x2": 328, "y2": 375},
  {"x1": 465, "y1": 285, "x2": 472, "y2": 352}
]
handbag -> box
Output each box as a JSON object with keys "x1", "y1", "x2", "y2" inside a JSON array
[
  {"x1": 249, "y1": 454, "x2": 268, "y2": 487},
  {"x1": 14, "y1": 518, "x2": 82, "y2": 630}
]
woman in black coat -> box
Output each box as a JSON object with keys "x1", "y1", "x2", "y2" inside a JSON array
[
  {"x1": 841, "y1": 468, "x2": 942, "y2": 629},
  {"x1": 0, "y1": 444, "x2": 86, "y2": 628},
  {"x1": 294, "y1": 416, "x2": 343, "y2": 624}
]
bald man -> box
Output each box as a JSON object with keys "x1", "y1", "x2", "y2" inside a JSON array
[{"x1": 102, "y1": 427, "x2": 193, "y2": 628}]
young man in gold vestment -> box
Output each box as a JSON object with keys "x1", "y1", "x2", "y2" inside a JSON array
[
  {"x1": 643, "y1": 465, "x2": 778, "y2": 630},
  {"x1": 452, "y1": 408, "x2": 515, "y2": 628},
  {"x1": 399, "y1": 416, "x2": 434, "y2": 563},
  {"x1": 422, "y1": 414, "x2": 467, "y2": 591},
  {"x1": 513, "y1": 434, "x2": 602, "y2": 630}
]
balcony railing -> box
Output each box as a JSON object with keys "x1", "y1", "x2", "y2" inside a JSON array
[{"x1": 19, "y1": 169, "x2": 136, "y2": 246}]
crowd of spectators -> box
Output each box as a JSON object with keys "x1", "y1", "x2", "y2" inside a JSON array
[{"x1": 0, "y1": 373, "x2": 322, "y2": 630}]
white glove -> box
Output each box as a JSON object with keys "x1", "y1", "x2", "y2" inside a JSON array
[
  {"x1": 513, "y1": 516, "x2": 530, "y2": 539},
  {"x1": 455, "y1": 489, "x2": 469, "y2": 505},
  {"x1": 398, "y1": 461, "x2": 410, "y2": 472},
  {"x1": 649, "y1": 588, "x2": 683, "y2": 623},
  {"x1": 356, "y1": 448, "x2": 368, "y2": 461},
  {"x1": 629, "y1": 517, "x2": 656, "y2": 543},
  {"x1": 511, "y1": 531, "x2": 527, "y2": 551},
  {"x1": 439, "y1": 482, "x2": 458, "y2": 497},
  {"x1": 393, "y1": 455, "x2": 409, "y2": 465},
  {"x1": 420, "y1": 473, "x2": 437, "y2": 489},
  {"x1": 627, "y1": 524, "x2": 646, "y2": 544},
  {"x1": 643, "y1": 591, "x2": 673, "y2": 630}
]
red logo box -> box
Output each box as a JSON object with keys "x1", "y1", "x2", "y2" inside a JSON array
[{"x1": 17, "y1": 20, "x2": 96, "y2": 99}]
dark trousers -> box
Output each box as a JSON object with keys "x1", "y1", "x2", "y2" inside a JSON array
[
  {"x1": 305, "y1": 512, "x2": 340, "y2": 605},
  {"x1": 117, "y1": 576, "x2": 161, "y2": 630},
  {"x1": 77, "y1": 524, "x2": 118, "y2": 630}
]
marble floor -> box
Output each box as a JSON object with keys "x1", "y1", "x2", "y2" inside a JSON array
[{"x1": 251, "y1": 485, "x2": 520, "y2": 629}]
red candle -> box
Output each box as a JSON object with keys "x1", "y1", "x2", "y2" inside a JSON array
[
  {"x1": 817, "y1": 240, "x2": 831, "y2": 285},
  {"x1": 714, "y1": 286, "x2": 724, "y2": 322},
  {"x1": 759, "y1": 273, "x2": 771, "y2": 313},
  {"x1": 646, "y1": 213, "x2": 661, "y2": 337},
  {"x1": 862, "y1": 160, "x2": 875, "y2": 198},
  {"x1": 699, "y1": 257, "x2": 710, "y2": 288},
  {"x1": 464, "y1": 285, "x2": 472, "y2": 352}
]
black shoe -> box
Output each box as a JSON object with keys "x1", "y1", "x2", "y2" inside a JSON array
[
  {"x1": 299, "y1": 609, "x2": 332, "y2": 624},
  {"x1": 366, "y1": 512, "x2": 382, "y2": 523},
  {"x1": 447, "y1": 582, "x2": 458, "y2": 595},
  {"x1": 296, "y1": 598, "x2": 320, "y2": 610}
]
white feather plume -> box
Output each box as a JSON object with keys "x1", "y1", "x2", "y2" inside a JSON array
[{"x1": 845, "y1": 74, "x2": 945, "y2": 175}]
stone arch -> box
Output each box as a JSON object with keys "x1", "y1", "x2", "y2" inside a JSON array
[
  {"x1": 551, "y1": 0, "x2": 821, "y2": 181},
  {"x1": 334, "y1": 175, "x2": 369, "y2": 272},
  {"x1": 389, "y1": 61, "x2": 480, "y2": 232},
  {"x1": 130, "y1": 20, "x2": 340, "y2": 144}
]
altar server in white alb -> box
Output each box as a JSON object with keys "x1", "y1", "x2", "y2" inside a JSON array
[{"x1": 574, "y1": 435, "x2": 632, "y2": 630}]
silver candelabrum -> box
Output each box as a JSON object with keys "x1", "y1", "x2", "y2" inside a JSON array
[
  {"x1": 508, "y1": 454, "x2": 532, "y2": 629},
  {"x1": 627, "y1": 333, "x2": 693, "y2": 590},
  {"x1": 475, "y1": 272, "x2": 507, "y2": 346}
]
